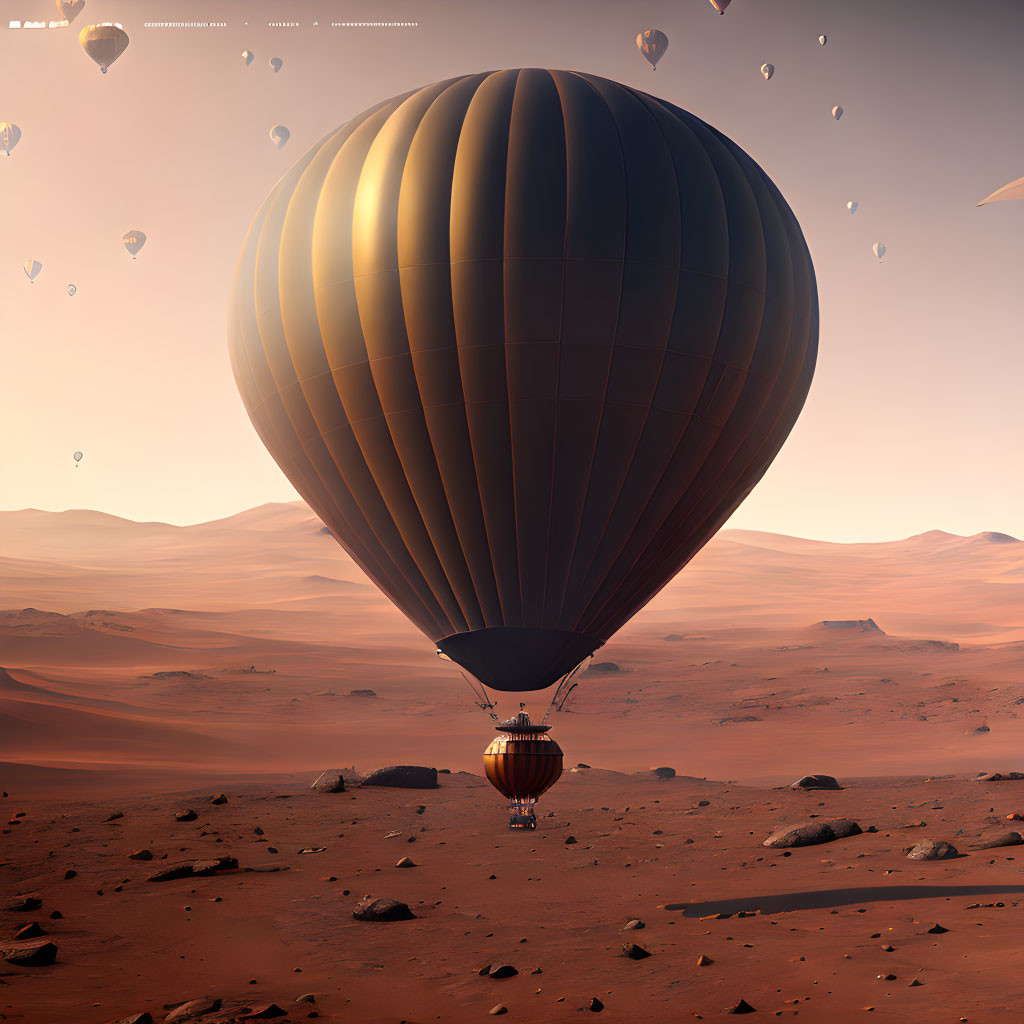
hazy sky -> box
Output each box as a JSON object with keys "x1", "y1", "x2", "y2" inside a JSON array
[{"x1": 1, "y1": 0, "x2": 1022, "y2": 542}]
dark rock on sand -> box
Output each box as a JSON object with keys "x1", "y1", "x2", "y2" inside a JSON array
[
  {"x1": 975, "y1": 831, "x2": 1024, "y2": 849},
  {"x1": 240, "y1": 1005, "x2": 287, "y2": 1019},
  {"x1": 349, "y1": 689, "x2": 377, "y2": 697},
  {"x1": 174, "y1": 809, "x2": 198, "y2": 822},
  {"x1": 148, "y1": 857, "x2": 237, "y2": 882},
  {"x1": 651, "y1": 767, "x2": 676, "y2": 780},
  {"x1": 362, "y1": 766, "x2": 438, "y2": 789},
  {"x1": 210, "y1": 793, "x2": 228, "y2": 805},
  {"x1": 0, "y1": 938, "x2": 58, "y2": 966},
  {"x1": 588, "y1": 996, "x2": 605, "y2": 1012},
  {"x1": 164, "y1": 997, "x2": 222, "y2": 1022},
  {"x1": 621, "y1": 943, "x2": 651, "y2": 960},
  {"x1": 906, "y1": 839, "x2": 959, "y2": 861},
  {"x1": 395, "y1": 856, "x2": 415, "y2": 868},
  {"x1": 489, "y1": 1006, "x2": 508, "y2": 1016},
  {"x1": 3, "y1": 894, "x2": 41, "y2": 912},
  {"x1": 927, "y1": 924, "x2": 949, "y2": 934},
  {"x1": 973, "y1": 771, "x2": 1024, "y2": 782},
  {"x1": 14, "y1": 922, "x2": 45, "y2": 939},
  {"x1": 103, "y1": 811, "x2": 125, "y2": 822},
  {"x1": 727, "y1": 999, "x2": 757, "y2": 1014},
  {"x1": 110, "y1": 1014, "x2": 153, "y2": 1024},
  {"x1": 790, "y1": 774, "x2": 842, "y2": 790},
  {"x1": 129, "y1": 849, "x2": 153, "y2": 861},
  {"x1": 310, "y1": 770, "x2": 347, "y2": 793},
  {"x1": 352, "y1": 896, "x2": 415, "y2": 922},
  {"x1": 763, "y1": 819, "x2": 862, "y2": 848},
  {"x1": 488, "y1": 964, "x2": 517, "y2": 978},
  {"x1": 622, "y1": 919, "x2": 645, "y2": 931}
]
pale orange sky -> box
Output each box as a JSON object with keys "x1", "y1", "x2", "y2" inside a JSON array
[{"x1": 2, "y1": 0, "x2": 1022, "y2": 542}]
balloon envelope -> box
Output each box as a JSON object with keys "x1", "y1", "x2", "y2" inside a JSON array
[
  {"x1": 67, "y1": 283, "x2": 77, "y2": 296},
  {"x1": 269, "y1": 125, "x2": 290, "y2": 148},
  {"x1": 636, "y1": 29, "x2": 668, "y2": 69},
  {"x1": 873, "y1": 242, "x2": 886, "y2": 259},
  {"x1": 57, "y1": 0, "x2": 85, "y2": 23},
  {"x1": 73, "y1": 451, "x2": 83, "y2": 462},
  {"x1": 79, "y1": 23, "x2": 129, "y2": 73},
  {"x1": 761, "y1": 63, "x2": 774, "y2": 80},
  {"x1": 832, "y1": 104, "x2": 843, "y2": 120},
  {"x1": 977, "y1": 174, "x2": 1024, "y2": 206},
  {"x1": 123, "y1": 230, "x2": 146, "y2": 257},
  {"x1": 270, "y1": 57, "x2": 283, "y2": 72},
  {"x1": 228, "y1": 70, "x2": 819, "y2": 693},
  {"x1": 709, "y1": 0, "x2": 732, "y2": 12},
  {"x1": 0, "y1": 122, "x2": 22, "y2": 155},
  {"x1": 24, "y1": 259, "x2": 42, "y2": 282},
  {"x1": 847, "y1": 201, "x2": 858, "y2": 214},
  {"x1": 819, "y1": 34, "x2": 827, "y2": 45},
  {"x1": 242, "y1": 49, "x2": 255, "y2": 66}
]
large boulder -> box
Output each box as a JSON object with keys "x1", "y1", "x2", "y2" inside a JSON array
[
  {"x1": 906, "y1": 839, "x2": 959, "y2": 861},
  {"x1": 651, "y1": 767, "x2": 676, "y2": 780},
  {"x1": 362, "y1": 766, "x2": 438, "y2": 789},
  {"x1": 790, "y1": 774, "x2": 842, "y2": 790},
  {"x1": 975, "y1": 831, "x2": 1024, "y2": 849},
  {"x1": 310, "y1": 770, "x2": 346, "y2": 794},
  {"x1": 973, "y1": 771, "x2": 1024, "y2": 782},
  {"x1": 763, "y1": 818, "x2": 862, "y2": 848},
  {"x1": 352, "y1": 896, "x2": 415, "y2": 922},
  {"x1": 0, "y1": 938, "x2": 58, "y2": 966},
  {"x1": 165, "y1": 997, "x2": 222, "y2": 1022}
]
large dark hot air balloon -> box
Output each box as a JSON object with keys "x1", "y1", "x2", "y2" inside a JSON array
[
  {"x1": 483, "y1": 706, "x2": 562, "y2": 828},
  {"x1": 228, "y1": 70, "x2": 818, "y2": 821}
]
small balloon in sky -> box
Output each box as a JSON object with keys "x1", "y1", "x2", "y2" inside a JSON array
[
  {"x1": 709, "y1": 0, "x2": 732, "y2": 12},
  {"x1": 123, "y1": 230, "x2": 146, "y2": 258},
  {"x1": 67, "y1": 283, "x2": 77, "y2": 296},
  {"x1": 873, "y1": 242, "x2": 886, "y2": 261},
  {"x1": 242, "y1": 50, "x2": 255, "y2": 66},
  {"x1": 79, "y1": 23, "x2": 129, "y2": 74},
  {"x1": 0, "y1": 122, "x2": 22, "y2": 155},
  {"x1": 636, "y1": 29, "x2": 668, "y2": 70},
  {"x1": 57, "y1": 0, "x2": 85, "y2": 23},
  {"x1": 269, "y1": 125, "x2": 290, "y2": 149},
  {"x1": 818, "y1": 34, "x2": 828, "y2": 46},
  {"x1": 73, "y1": 450, "x2": 84, "y2": 466},
  {"x1": 847, "y1": 201, "x2": 858, "y2": 214},
  {"x1": 977, "y1": 174, "x2": 1024, "y2": 206},
  {"x1": 832, "y1": 104, "x2": 843, "y2": 120},
  {"x1": 761, "y1": 63, "x2": 774, "y2": 81},
  {"x1": 24, "y1": 259, "x2": 42, "y2": 283},
  {"x1": 269, "y1": 57, "x2": 283, "y2": 73}
]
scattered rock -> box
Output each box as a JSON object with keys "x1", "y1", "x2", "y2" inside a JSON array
[
  {"x1": 622, "y1": 919, "x2": 645, "y2": 931},
  {"x1": 489, "y1": 1006, "x2": 507, "y2": 1016},
  {"x1": 175, "y1": 810, "x2": 197, "y2": 822},
  {"x1": 0, "y1": 938, "x2": 58, "y2": 966},
  {"x1": 696, "y1": 954, "x2": 713, "y2": 966},
  {"x1": 587, "y1": 662, "x2": 623, "y2": 675},
  {"x1": 727, "y1": 999, "x2": 756, "y2": 1015},
  {"x1": 14, "y1": 922, "x2": 45, "y2": 939},
  {"x1": 349, "y1": 689, "x2": 377, "y2": 697},
  {"x1": 588, "y1": 996, "x2": 604, "y2": 1012},
  {"x1": 763, "y1": 819, "x2": 862, "y2": 848},
  {"x1": 621, "y1": 942, "x2": 651, "y2": 960},
  {"x1": 295, "y1": 994, "x2": 317, "y2": 1004},
  {"x1": 148, "y1": 857, "x2": 238, "y2": 882},
  {"x1": 3, "y1": 894, "x2": 41, "y2": 912},
  {"x1": 565, "y1": 836, "x2": 578, "y2": 845},
  {"x1": 975, "y1": 831, "x2": 1024, "y2": 849},
  {"x1": 488, "y1": 965, "x2": 517, "y2": 979},
  {"x1": 974, "y1": 771, "x2": 1024, "y2": 782},
  {"x1": 362, "y1": 766, "x2": 438, "y2": 789},
  {"x1": 164, "y1": 997, "x2": 222, "y2": 1022},
  {"x1": 967, "y1": 724, "x2": 991, "y2": 735},
  {"x1": 64, "y1": 869, "x2": 77, "y2": 880},
  {"x1": 927, "y1": 924, "x2": 949, "y2": 934},
  {"x1": 129, "y1": 849, "x2": 154, "y2": 861},
  {"x1": 240, "y1": 1005, "x2": 287, "y2": 1019},
  {"x1": 395, "y1": 857, "x2": 415, "y2": 868},
  {"x1": 352, "y1": 897, "x2": 415, "y2": 922},
  {"x1": 111, "y1": 1014, "x2": 153, "y2": 1024},
  {"x1": 817, "y1": 619, "x2": 883, "y2": 633},
  {"x1": 790, "y1": 774, "x2": 842, "y2": 790},
  {"x1": 651, "y1": 767, "x2": 676, "y2": 780},
  {"x1": 906, "y1": 839, "x2": 959, "y2": 861},
  {"x1": 244, "y1": 864, "x2": 290, "y2": 873},
  {"x1": 103, "y1": 811, "x2": 125, "y2": 822},
  {"x1": 310, "y1": 771, "x2": 346, "y2": 794},
  {"x1": 210, "y1": 793, "x2": 228, "y2": 805}
]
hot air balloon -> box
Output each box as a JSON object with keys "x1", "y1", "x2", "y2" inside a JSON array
[
  {"x1": 57, "y1": 0, "x2": 85, "y2": 23},
  {"x1": 269, "y1": 57, "x2": 283, "y2": 73},
  {"x1": 79, "y1": 23, "x2": 129, "y2": 73},
  {"x1": 709, "y1": 0, "x2": 732, "y2": 12},
  {"x1": 24, "y1": 259, "x2": 42, "y2": 283},
  {"x1": 67, "y1": 283, "x2": 77, "y2": 296},
  {"x1": 832, "y1": 104, "x2": 843, "y2": 120},
  {"x1": 0, "y1": 122, "x2": 21, "y2": 156},
  {"x1": 269, "y1": 124, "x2": 290, "y2": 149},
  {"x1": 73, "y1": 450, "x2": 83, "y2": 466},
  {"x1": 761, "y1": 63, "x2": 774, "y2": 81},
  {"x1": 847, "y1": 201, "x2": 858, "y2": 214},
  {"x1": 242, "y1": 49, "x2": 255, "y2": 66},
  {"x1": 636, "y1": 29, "x2": 668, "y2": 70},
  {"x1": 123, "y1": 230, "x2": 146, "y2": 258},
  {"x1": 228, "y1": 70, "x2": 818, "y2": 825},
  {"x1": 818, "y1": 34, "x2": 827, "y2": 45},
  {"x1": 977, "y1": 174, "x2": 1024, "y2": 206},
  {"x1": 483, "y1": 706, "x2": 562, "y2": 828},
  {"x1": 873, "y1": 242, "x2": 886, "y2": 260}
]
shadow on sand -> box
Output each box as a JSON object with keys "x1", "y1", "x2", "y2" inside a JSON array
[{"x1": 662, "y1": 884, "x2": 1024, "y2": 916}]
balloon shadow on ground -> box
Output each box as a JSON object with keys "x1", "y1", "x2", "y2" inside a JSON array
[{"x1": 662, "y1": 885, "x2": 1024, "y2": 916}]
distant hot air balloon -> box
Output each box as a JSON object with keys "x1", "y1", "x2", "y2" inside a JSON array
[
  {"x1": 24, "y1": 259, "x2": 42, "y2": 283},
  {"x1": 0, "y1": 122, "x2": 22, "y2": 156},
  {"x1": 269, "y1": 57, "x2": 283, "y2": 73},
  {"x1": 832, "y1": 104, "x2": 843, "y2": 120},
  {"x1": 123, "y1": 230, "x2": 146, "y2": 258},
  {"x1": 67, "y1": 283, "x2": 77, "y2": 296},
  {"x1": 57, "y1": 0, "x2": 85, "y2": 23},
  {"x1": 269, "y1": 124, "x2": 290, "y2": 149},
  {"x1": 847, "y1": 201, "x2": 858, "y2": 214},
  {"x1": 873, "y1": 242, "x2": 886, "y2": 260},
  {"x1": 79, "y1": 23, "x2": 129, "y2": 73},
  {"x1": 228, "y1": 70, "x2": 819, "y2": 827},
  {"x1": 484, "y1": 707, "x2": 563, "y2": 829},
  {"x1": 242, "y1": 50, "x2": 255, "y2": 67},
  {"x1": 761, "y1": 63, "x2": 774, "y2": 81},
  {"x1": 73, "y1": 450, "x2": 83, "y2": 466},
  {"x1": 818, "y1": 34, "x2": 828, "y2": 46},
  {"x1": 636, "y1": 29, "x2": 668, "y2": 69},
  {"x1": 709, "y1": 0, "x2": 732, "y2": 12},
  {"x1": 977, "y1": 174, "x2": 1024, "y2": 206}
]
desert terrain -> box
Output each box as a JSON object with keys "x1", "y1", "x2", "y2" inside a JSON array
[{"x1": 2, "y1": 503, "x2": 1024, "y2": 1022}]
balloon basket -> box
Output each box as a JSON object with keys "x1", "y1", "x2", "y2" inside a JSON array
[{"x1": 508, "y1": 802, "x2": 537, "y2": 830}]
